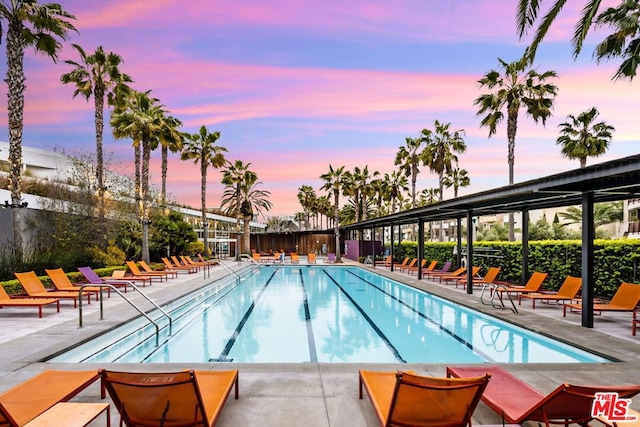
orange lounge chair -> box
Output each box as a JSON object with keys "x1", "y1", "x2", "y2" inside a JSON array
[
  {"x1": 45, "y1": 267, "x2": 106, "y2": 300},
  {"x1": 0, "y1": 370, "x2": 100, "y2": 426},
  {"x1": 100, "y1": 369, "x2": 238, "y2": 427},
  {"x1": 126, "y1": 261, "x2": 168, "y2": 283},
  {"x1": 455, "y1": 266, "x2": 500, "y2": 289},
  {"x1": 424, "y1": 261, "x2": 452, "y2": 279},
  {"x1": 162, "y1": 257, "x2": 198, "y2": 273},
  {"x1": 0, "y1": 285, "x2": 59, "y2": 318},
  {"x1": 108, "y1": 270, "x2": 152, "y2": 287},
  {"x1": 563, "y1": 282, "x2": 640, "y2": 335},
  {"x1": 290, "y1": 253, "x2": 300, "y2": 263},
  {"x1": 359, "y1": 369, "x2": 490, "y2": 427},
  {"x1": 407, "y1": 259, "x2": 431, "y2": 276},
  {"x1": 252, "y1": 252, "x2": 261, "y2": 262},
  {"x1": 180, "y1": 255, "x2": 206, "y2": 269},
  {"x1": 493, "y1": 271, "x2": 548, "y2": 299},
  {"x1": 197, "y1": 254, "x2": 219, "y2": 266},
  {"x1": 400, "y1": 258, "x2": 417, "y2": 274},
  {"x1": 380, "y1": 255, "x2": 392, "y2": 268},
  {"x1": 307, "y1": 253, "x2": 316, "y2": 263},
  {"x1": 446, "y1": 365, "x2": 640, "y2": 427},
  {"x1": 139, "y1": 260, "x2": 177, "y2": 279},
  {"x1": 387, "y1": 256, "x2": 409, "y2": 272},
  {"x1": 14, "y1": 271, "x2": 92, "y2": 308},
  {"x1": 172, "y1": 255, "x2": 200, "y2": 271},
  {"x1": 429, "y1": 266, "x2": 465, "y2": 283},
  {"x1": 520, "y1": 275, "x2": 582, "y2": 309},
  {"x1": 186, "y1": 255, "x2": 208, "y2": 267}
]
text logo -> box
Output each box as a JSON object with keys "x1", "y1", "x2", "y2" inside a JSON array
[{"x1": 591, "y1": 392, "x2": 638, "y2": 422}]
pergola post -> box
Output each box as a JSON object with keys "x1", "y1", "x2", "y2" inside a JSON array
[
  {"x1": 390, "y1": 223, "x2": 395, "y2": 272},
  {"x1": 466, "y1": 210, "x2": 474, "y2": 295},
  {"x1": 521, "y1": 210, "x2": 530, "y2": 286},
  {"x1": 417, "y1": 219, "x2": 424, "y2": 280},
  {"x1": 582, "y1": 192, "x2": 595, "y2": 328}
]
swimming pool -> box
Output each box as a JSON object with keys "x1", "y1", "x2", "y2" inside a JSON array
[{"x1": 50, "y1": 265, "x2": 609, "y2": 364}]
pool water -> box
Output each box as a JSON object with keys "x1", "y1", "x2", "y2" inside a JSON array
[{"x1": 50, "y1": 266, "x2": 609, "y2": 364}]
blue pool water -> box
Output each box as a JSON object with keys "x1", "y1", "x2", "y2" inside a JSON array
[{"x1": 50, "y1": 265, "x2": 609, "y2": 364}]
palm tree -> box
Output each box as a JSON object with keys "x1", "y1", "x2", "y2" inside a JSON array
[
  {"x1": 320, "y1": 164, "x2": 346, "y2": 262},
  {"x1": 386, "y1": 170, "x2": 408, "y2": 213},
  {"x1": 221, "y1": 160, "x2": 255, "y2": 259},
  {"x1": 181, "y1": 126, "x2": 226, "y2": 257},
  {"x1": 111, "y1": 90, "x2": 167, "y2": 263},
  {"x1": 558, "y1": 201, "x2": 624, "y2": 227},
  {"x1": 556, "y1": 107, "x2": 614, "y2": 168},
  {"x1": 61, "y1": 44, "x2": 132, "y2": 244},
  {"x1": 221, "y1": 179, "x2": 272, "y2": 253},
  {"x1": 1, "y1": 0, "x2": 76, "y2": 251},
  {"x1": 158, "y1": 115, "x2": 184, "y2": 209},
  {"x1": 517, "y1": 1, "x2": 640, "y2": 80},
  {"x1": 475, "y1": 56, "x2": 558, "y2": 240},
  {"x1": 297, "y1": 185, "x2": 316, "y2": 230},
  {"x1": 443, "y1": 167, "x2": 470, "y2": 198},
  {"x1": 394, "y1": 137, "x2": 428, "y2": 208}
]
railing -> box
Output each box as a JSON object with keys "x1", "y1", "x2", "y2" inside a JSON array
[
  {"x1": 479, "y1": 282, "x2": 518, "y2": 314},
  {"x1": 77, "y1": 282, "x2": 173, "y2": 346}
]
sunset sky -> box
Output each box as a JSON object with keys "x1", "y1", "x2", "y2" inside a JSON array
[{"x1": 1, "y1": 0, "x2": 637, "y2": 219}]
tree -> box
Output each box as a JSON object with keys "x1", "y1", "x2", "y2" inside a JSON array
[
  {"x1": 320, "y1": 165, "x2": 346, "y2": 262},
  {"x1": 221, "y1": 179, "x2": 272, "y2": 253},
  {"x1": 475, "y1": 56, "x2": 557, "y2": 240},
  {"x1": 221, "y1": 160, "x2": 255, "y2": 259},
  {"x1": 558, "y1": 201, "x2": 624, "y2": 227},
  {"x1": 517, "y1": 0, "x2": 640, "y2": 80},
  {"x1": 556, "y1": 107, "x2": 614, "y2": 168},
  {"x1": 297, "y1": 185, "x2": 316, "y2": 230},
  {"x1": 394, "y1": 137, "x2": 427, "y2": 208},
  {"x1": 157, "y1": 115, "x2": 184, "y2": 209},
  {"x1": 111, "y1": 90, "x2": 167, "y2": 263},
  {"x1": 423, "y1": 120, "x2": 466, "y2": 241},
  {"x1": 1, "y1": 0, "x2": 76, "y2": 252},
  {"x1": 61, "y1": 44, "x2": 132, "y2": 245},
  {"x1": 443, "y1": 167, "x2": 470, "y2": 198},
  {"x1": 386, "y1": 170, "x2": 408, "y2": 213},
  {"x1": 181, "y1": 126, "x2": 226, "y2": 257}
]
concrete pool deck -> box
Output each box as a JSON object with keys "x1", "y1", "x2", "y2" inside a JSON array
[{"x1": 1, "y1": 259, "x2": 640, "y2": 426}]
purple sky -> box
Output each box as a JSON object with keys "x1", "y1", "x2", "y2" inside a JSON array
[{"x1": 0, "y1": 0, "x2": 636, "y2": 218}]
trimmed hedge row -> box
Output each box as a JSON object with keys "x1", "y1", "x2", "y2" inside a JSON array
[{"x1": 390, "y1": 239, "x2": 640, "y2": 298}]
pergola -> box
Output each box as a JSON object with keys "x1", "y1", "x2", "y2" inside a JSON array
[{"x1": 341, "y1": 154, "x2": 640, "y2": 329}]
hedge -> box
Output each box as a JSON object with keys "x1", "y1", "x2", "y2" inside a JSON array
[{"x1": 388, "y1": 239, "x2": 640, "y2": 298}]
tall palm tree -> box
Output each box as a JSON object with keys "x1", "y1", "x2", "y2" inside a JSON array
[
  {"x1": 111, "y1": 90, "x2": 167, "y2": 262},
  {"x1": 475, "y1": 56, "x2": 558, "y2": 240},
  {"x1": 1, "y1": 0, "x2": 76, "y2": 252},
  {"x1": 221, "y1": 179, "x2": 272, "y2": 253},
  {"x1": 181, "y1": 125, "x2": 226, "y2": 257},
  {"x1": 517, "y1": 0, "x2": 640, "y2": 80},
  {"x1": 443, "y1": 167, "x2": 470, "y2": 198},
  {"x1": 394, "y1": 137, "x2": 428, "y2": 209},
  {"x1": 61, "y1": 44, "x2": 132, "y2": 244},
  {"x1": 423, "y1": 120, "x2": 466, "y2": 242},
  {"x1": 297, "y1": 185, "x2": 316, "y2": 230},
  {"x1": 158, "y1": 115, "x2": 184, "y2": 209},
  {"x1": 386, "y1": 170, "x2": 408, "y2": 214},
  {"x1": 556, "y1": 107, "x2": 615, "y2": 168},
  {"x1": 320, "y1": 164, "x2": 346, "y2": 262},
  {"x1": 221, "y1": 160, "x2": 255, "y2": 259}
]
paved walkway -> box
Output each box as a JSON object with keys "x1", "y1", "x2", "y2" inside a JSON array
[{"x1": 1, "y1": 259, "x2": 640, "y2": 426}]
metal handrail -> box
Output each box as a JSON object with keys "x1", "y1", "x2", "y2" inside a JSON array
[
  {"x1": 479, "y1": 282, "x2": 518, "y2": 314},
  {"x1": 218, "y1": 261, "x2": 243, "y2": 280},
  {"x1": 78, "y1": 281, "x2": 173, "y2": 346}
]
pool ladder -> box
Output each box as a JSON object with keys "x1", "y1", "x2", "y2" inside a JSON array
[
  {"x1": 77, "y1": 282, "x2": 173, "y2": 347},
  {"x1": 479, "y1": 282, "x2": 519, "y2": 314}
]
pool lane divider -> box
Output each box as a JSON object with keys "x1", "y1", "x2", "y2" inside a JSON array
[
  {"x1": 210, "y1": 268, "x2": 279, "y2": 362},
  {"x1": 346, "y1": 269, "x2": 495, "y2": 362},
  {"x1": 322, "y1": 269, "x2": 406, "y2": 363},
  {"x1": 298, "y1": 270, "x2": 318, "y2": 363}
]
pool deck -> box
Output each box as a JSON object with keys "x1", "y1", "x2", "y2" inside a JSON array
[{"x1": 2, "y1": 258, "x2": 640, "y2": 426}]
